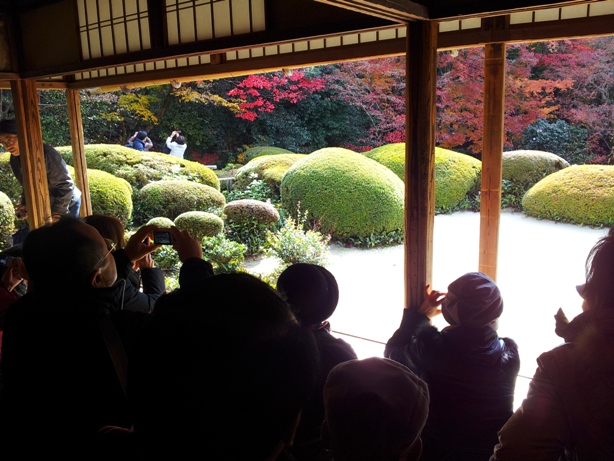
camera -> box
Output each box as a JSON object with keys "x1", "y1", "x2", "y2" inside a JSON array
[{"x1": 152, "y1": 229, "x2": 176, "y2": 245}]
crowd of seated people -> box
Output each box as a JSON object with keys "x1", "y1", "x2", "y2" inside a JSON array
[{"x1": 0, "y1": 214, "x2": 611, "y2": 460}]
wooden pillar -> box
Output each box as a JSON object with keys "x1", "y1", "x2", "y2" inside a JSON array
[
  {"x1": 405, "y1": 21, "x2": 438, "y2": 309},
  {"x1": 66, "y1": 89, "x2": 92, "y2": 217},
  {"x1": 479, "y1": 43, "x2": 506, "y2": 280},
  {"x1": 10, "y1": 79, "x2": 50, "y2": 229}
]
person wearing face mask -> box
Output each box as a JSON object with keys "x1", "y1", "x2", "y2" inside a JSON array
[
  {"x1": 0, "y1": 119, "x2": 81, "y2": 244},
  {"x1": 385, "y1": 272, "x2": 520, "y2": 461}
]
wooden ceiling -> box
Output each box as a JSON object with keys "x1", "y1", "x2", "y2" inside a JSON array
[{"x1": 0, "y1": 0, "x2": 613, "y2": 91}]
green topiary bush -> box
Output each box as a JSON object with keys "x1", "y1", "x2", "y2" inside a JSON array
[
  {"x1": 224, "y1": 199, "x2": 280, "y2": 255},
  {"x1": 56, "y1": 144, "x2": 219, "y2": 193},
  {"x1": 0, "y1": 191, "x2": 16, "y2": 248},
  {"x1": 136, "y1": 180, "x2": 225, "y2": 224},
  {"x1": 502, "y1": 150, "x2": 570, "y2": 210},
  {"x1": 233, "y1": 154, "x2": 307, "y2": 198},
  {"x1": 364, "y1": 143, "x2": 405, "y2": 179},
  {"x1": 281, "y1": 147, "x2": 405, "y2": 240},
  {"x1": 522, "y1": 165, "x2": 614, "y2": 227},
  {"x1": 434, "y1": 147, "x2": 482, "y2": 212},
  {"x1": 242, "y1": 146, "x2": 294, "y2": 163},
  {"x1": 0, "y1": 153, "x2": 22, "y2": 205},
  {"x1": 73, "y1": 167, "x2": 133, "y2": 225},
  {"x1": 175, "y1": 211, "x2": 224, "y2": 241},
  {"x1": 146, "y1": 217, "x2": 175, "y2": 228}
]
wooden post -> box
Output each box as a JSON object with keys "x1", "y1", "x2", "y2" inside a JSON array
[
  {"x1": 479, "y1": 43, "x2": 506, "y2": 280},
  {"x1": 405, "y1": 21, "x2": 438, "y2": 309},
  {"x1": 10, "y1": 79, "x2": 50, "y2": 229},
  {"x1": 66, "y1": 89, "x2": 92, "y2": 217}
]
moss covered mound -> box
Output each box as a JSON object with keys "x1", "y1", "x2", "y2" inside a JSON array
[
  {"x1": 224, "y1": 199, "x2": 280, "y2": 225},
  {"x1": 146, "y1": 217, "x2": 175, "y2": 228},
  {"x1": 175, "y1": 211, "x2": 224, "y2": 241},
  {"x1": 522, "y1": 165, "x2": 614, "y2": 226},
  {"x1": 0, "y1": 153, "x2": 22, "y2": 205},
  {"x1": 84, "y1": 168, "x2": 133, "y2": 225},
  {"x1": 281, "y1": 147, "x2": 404, "y2": 239},
  {"x1": 0, "y1": 191, "x2": 15, "y2": 248},
  {"x1": 364, "y1": 143, "x2": 405, "y2": 179},
  {"x1": 243, "y1": 146, "x2": 294, "y2": 163},
  {"x1": 136, "y1": 180, "x2": 225, "y2": 223},
  {"x1": 234, "y1": 154, "x2": 307, "y2": 193},
  {"x1": 434, "y1": 147, "x2": 481, "y2": 211},
  {"x1": 503, "y1": 150, "x2": 570, "y2": 189},
  {"x1": 56, "y1": 144, "x2": 219, "y2": 192}
]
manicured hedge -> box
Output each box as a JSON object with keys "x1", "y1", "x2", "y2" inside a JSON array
[
  {"x1": 364, "y1": 143, "x2": 405, "y2": 179},
  {"x1": 522, "y1": 165, "x2": 614, "y2": 227},
  {"x1": 281, "y1": 147, "x2": 404, "y2": 239},
  {"x1": 83, "y1": 168, "x2": 133, "y2": 225},
  {"x1": 175, "y1": 211, "x2": 224, "y2": 241},
  {"x1": 242, "y1": 146, "x2": 295, "y2": 163},
  {"x1": 224, "y1": 199, "x2": 280, "y2": 225},
  {"x1": 0, "y1": 152, "x2": 23, "y2": 204},
  {"x1": 136, "y1": 180, "x2": 225, "y2": 223},
  {"x1": 0, "y1": 191, "x2": 15, "y2": 248},
  {"x1": 503, "y1": 150, "x2": 570, "y2": 189},
  {"x1": 233, "y1": 154, "x2": 307, "y2": 194},
  {"x1": 56, "y1": 144, "x2": 219, "y2": 193}
]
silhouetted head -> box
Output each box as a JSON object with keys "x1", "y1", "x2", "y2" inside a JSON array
[
  {"x1": 582, "y1": 228, "x2": 614, "y2": 311},
  {"x1": 130, "y1": 272, "x2": 318, "y2": 460},
  {"x1": 277, "y1": 263, "x2": 339, "y2": 326},
  {"x1": 84, "y1": 215, "x2": 126, "y2": 248},
  {"x1": 0, "y1": 119, "x2": 19, "y2": 156},
  {"x1": 322, "y1": 357, "x2": 429, "y2": 461},
  {"x1": 442, "y1": 272, "x2": 503, "y2": 328},
  {"x1": 23, "y1": 217, "x2": 117, "y2": 291}
]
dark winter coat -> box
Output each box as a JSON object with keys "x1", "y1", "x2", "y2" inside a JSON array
[{"x1": 385, "y1": 310, "x2": 519, "y2": 460}]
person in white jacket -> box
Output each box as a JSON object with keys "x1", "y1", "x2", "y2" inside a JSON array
[{"x1": 165, "y1": 130, "x2": 187, "y2": 159}]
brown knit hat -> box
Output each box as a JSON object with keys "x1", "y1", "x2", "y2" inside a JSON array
[{"x1": 322, "y1": 357, "x2": 429, "y2": 461}]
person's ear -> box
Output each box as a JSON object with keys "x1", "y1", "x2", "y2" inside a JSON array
[{"x1": 90, "y1": 268, "x2": 105, "y2": 288}]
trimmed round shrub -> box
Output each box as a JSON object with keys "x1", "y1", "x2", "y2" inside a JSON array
[
  {"x1": 0, "y1": 191, "x2": 15, "y2": 248},
  {"x1": 364, "y1": 143, "x2": 405, "y2": 179},
  {"x1": 175, "y1": 211, "x2": 224, "y2": 241},
  {"x1": 281, "y1": 147, "x2": 404, "y2": 240},
  {"x1": 522, "y1": 165, "x2": 614, "y2": 226},
  {"x1": 224, "y1": 199, "x2": 280, "y2": 225},
  {"x1": 233, "y1": 154, "x2": 307, "y2": 195},
  {"x1": 0, "y1": 153, "x2": 21, "y2": 205},
  {"x1": 56, "y1": 144, "x2": 219, "y2": 193},
  {"x1": 242, "y1": 146, "x2": 294, "y2": 163},
  {"x1": 503, "y1": 150, "x2": 570, "y2": 188},
  {"x1": 72, "y1": 167, "x2": 133, "y2": 225},
  {"x1": 434, "y1": 147, "x2": 482, "y2": 211},
  {"x1": 136, "y1": 180, "x2": 225, "y2": 223},
  {"x1": 146, "y1": 217, "x2": 175, "y2": 228}
]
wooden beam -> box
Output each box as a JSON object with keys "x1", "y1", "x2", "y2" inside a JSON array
[
  {"x1": 479, "y1": 42, "x2": 506, "y2": 281},
  {"x1": 10, "y1": 79, "x2": 51, "y2": 229},
  {"x1": 405, "y1": 20, "x2": 437, "y2": 309},
  {"x1": 66, "y1": 89, "x2": 91, "y2": 217},
  {"x1": 315, "y1": 0, "x2": 429, "y2": 21}
]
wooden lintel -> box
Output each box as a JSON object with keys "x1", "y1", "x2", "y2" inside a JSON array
[
  {"x1": 315, "y1": 0, "x2": 429, "y2": 21},
  {"x1": 67, "y1": 37, "x2": 406, "y2": 91},
  {"x1": 478, "y1": 42, "x2": 506, "y2": 281},
  {"x1": 66, "y1": 89, "x2": 91, "y2": 218},
  {"x1": 10, "y1": 79, "x2": 51, "y2": 230},
  {"x1": 404, "y1": 20, "x2": 438, "y2": 310}
]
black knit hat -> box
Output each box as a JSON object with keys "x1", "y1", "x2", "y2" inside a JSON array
[
  {"x1": 0, "y1": 119, "x2": 18, "y2": 135},
  {"x1": 137, "y1": 131, "x2": 148, "y2": 140},
  {"x1": 277, "y1": 263, "x2": 339, "y2": 326},
  {"x1": 442, "y1": 272, "x2": 503, "y2": 328}
]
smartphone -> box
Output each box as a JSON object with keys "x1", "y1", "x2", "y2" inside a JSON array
[
  {"x1": 0, "y1": 255, "x2": 16, "y2": 267},
  {"x1": 152, "y1": 229, "x2": 175, "y2": 245}
]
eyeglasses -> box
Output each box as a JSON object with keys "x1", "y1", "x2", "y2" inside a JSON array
[
  {"x1": 0, "y1": 137, "x2": 17, "y2": 147},
  {"x1": 93, "y1": 238, "x2": 116, "y2": 271}
]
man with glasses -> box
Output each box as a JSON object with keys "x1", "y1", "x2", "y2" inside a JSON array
[{"x1": 0, "y1": 119, "x2": 81, "y2": 242}]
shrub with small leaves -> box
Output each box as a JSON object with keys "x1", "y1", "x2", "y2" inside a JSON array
[
  {"x1": 151, "y1": 245, "x2": 181, "y2": 272},
  {"x1": 146, "y1": 217, "x2": 175, "y2": 228},
  {"x1": 224, "y1": 199, "x2": 280, "y2": 255},
  {"x1": 201, "y1": 234, "x2": 246, "y2": 274},
  {"x1": 226, "y1": 176, "x2": 274, "y2": 203},
  {"x1": 175, "y1": 211, "x2": 224, "y2": 241},
  {"x1": 0, "y1": 191, "x2": 16, "y2": 248},
  {"x1": 266, "y1": 209, "x2": 330, "y2": 269}
]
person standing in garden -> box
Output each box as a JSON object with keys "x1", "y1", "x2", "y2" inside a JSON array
[
  {"x1": 385, "y1": 272, "x2": 520, "y2": 461},
  {"x1": 165, "y1": 130, "x2": 187, "y2": 159},
  {"x1": 0, "y1": 119, "x2": 81, "y2": 243},
  {"x1": 126, "y1": 130, "x2": 153, "y2": 151}
]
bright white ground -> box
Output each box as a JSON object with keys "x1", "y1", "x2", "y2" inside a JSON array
[{"x1": 247, "y1": 210, "x2": 608, "y2": 408}]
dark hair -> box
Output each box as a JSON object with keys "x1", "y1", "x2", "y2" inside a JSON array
[
  {"x1": 130, "y1": 273, "x2": 318, "y2": 459},
  {"x1": 84, "y1": 215, "x2": 125, "y2": 248},
  {"x1": 175, "y1": 135, "x2": 185, "y2": 145},
  {"x1": 583, "y1": 228, "x2": 614, "y2": 310},
  {"x1": 23, "y1": 217, "x2": 103, "y2": 289}
]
